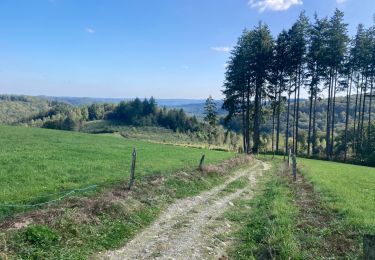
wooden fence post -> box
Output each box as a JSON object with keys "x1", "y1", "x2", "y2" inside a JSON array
[
  {"x1": 199, "y1": 154, "x2": 205, "y2": 171},
  {"x1": 288, "y1": 149, "x2": 291, "y2": 168},
  {"x1": 127, "y1": 148, "x2": 137, "y2": 190},
  {"x1": 364, "y1": 234, "x2": 375, "y2": 260},
  {"x1": 292, "y1": 153, "x2": 297, "y2": 181}
]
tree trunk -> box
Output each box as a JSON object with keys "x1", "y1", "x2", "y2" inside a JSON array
[
  {"x1": 353, "y1": 76, "x2": 360, "y2": 154},
  {"x1": 367, "y1": 78, "x2": 374, "y2": 152},
  {"x1": 344, "y1": 72, "x2": 352, "y2": 162},
  {"x1": 356, "y1": 75, "x2": 364, "y2": 156},
  {"x1": 360, "y1": 76, "x2": 368, "y2": 154},
  {"x1": 307, "y1": 86, "x2": 314, "y2": 157},
  {"x1": 284, "y1": 83, "x2": 291, "y2": 160},
  {"x1": 312, "y1": 92, "x2": 318, "y2": 156},
  {"x1": 276, "y1": 88, "x2": 282, "y2": 153},
  {"x1": 326, "y1": 69, "x2": 333, "y2": 160},
  {"x1": 295, "y1": 70, "x2": 301, "y2": 155},
  {"x1": 355, "y1": 76, "x2": 363, "y2": 155},
  {"x1": 292, "y1": 83, "x2": 297, "y2": 154},
  {"x1": 330, "y1": 70, "x2": 338, "y2": 159},
  {"x1": 241, "y1": 91, "x2": 247, "y2": 153},
  {"x1": 246, "y1": 86, "x2": 251, "y2": 154},
  {"x1": 253, "y1": 82, "x2": 262, "y2": 154}
]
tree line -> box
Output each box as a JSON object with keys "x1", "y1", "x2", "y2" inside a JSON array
[
  {"x1": 24, "y1": 97, "x2": 199, "y2": 132},
  {"x1": 106, "y1": 97, "x2": 200, "y2": 132},
  {"x1": 223, "y1": 9, "x2": 375, "y2": 164}
]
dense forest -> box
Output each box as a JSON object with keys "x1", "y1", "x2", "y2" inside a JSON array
[{"x1": 222, "y1": 9, "x2": 375, "y2": 165}]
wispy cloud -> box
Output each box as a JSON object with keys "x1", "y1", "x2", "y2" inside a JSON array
[
  {"x1": 85, "y1": 27, "x2": 95, "y2": 34},
  {"x1": 182, "y1": 65, "x2": 190, "y2": 70},
  {"x1": 249, "y1": 0, "x2": 303, "y2": 12},
  {"x1": 210, "y1": 46, "x2": 231, "y2": 53},
  {"x1": 336, "y1": 0, "x2": 346, "y2": 3}
]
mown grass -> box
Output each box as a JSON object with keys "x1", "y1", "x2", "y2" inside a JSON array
[
  {"x1": 0, "y1": 124, "x2": 234, "y2": 219},
  {"x1": 225, "y1": 159, "x2": 302, "y2": 259},
  {"x1": 1, "y1": 158, "x2": 247, "y2": 259},
  {"x1": 298, "y1": 158, "x2": 375, "y2": 234}
]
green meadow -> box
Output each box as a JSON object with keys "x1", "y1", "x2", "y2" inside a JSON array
[
  {"x1": 0, "y1": 125, "x2": 234, "y2": 215},
  {"x1": 227, "y1": 155, "x2": 375, "y2": 258},
  {"x1": 298, "y1": 158, "x2": 375, "y2": 233}
]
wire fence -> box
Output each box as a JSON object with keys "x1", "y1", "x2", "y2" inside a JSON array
[
  {"x1": 0, "y1": 185, "x2": 98, "y2": 208},
  {"x1": 0, "y1": 148, "x2": 206, "y2": 211}
]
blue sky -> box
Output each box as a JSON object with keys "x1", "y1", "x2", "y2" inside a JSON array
[{"x1": 0, "y1": 0, "x2": 374, "y2": 99}]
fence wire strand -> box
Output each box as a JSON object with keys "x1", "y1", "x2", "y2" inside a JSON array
[{"x1": 0, "y1": 185, "x2": 97, "y2": 208}]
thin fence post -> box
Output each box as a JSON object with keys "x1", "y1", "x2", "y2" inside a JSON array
[
  {"x1": 127, "y1": 148, "x2": 137, "y2": 190},
  {"x1": 199, "y1": 154, "x2": 205, "y2": 171},
  {"x1": 364, "y1": 234, "x2": 375, "y2": 260},
  {"x1": 288, "y1": 149, "x2": 291, "y2": 167},
  {"x1": 292, "y1": 153, "x2": 297, "y2": 181}
]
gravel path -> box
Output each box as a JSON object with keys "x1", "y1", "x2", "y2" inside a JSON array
[{"x1": 101, "y1": 160, "x2": 270, "y2": 260}]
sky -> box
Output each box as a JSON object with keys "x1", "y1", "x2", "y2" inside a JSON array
[{"x1": 0, "y1": 0, "x2": 374, "y2": 99}]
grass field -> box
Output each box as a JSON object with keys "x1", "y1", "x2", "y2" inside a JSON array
[
  {"x1": 0, "y1": 125, "x2": 234, "y2": 218},
  {"x1": 298, "y1": 158, "x2": 375, "y2": 233},
  {"x1": 226, "y1": 160, "x2": 301, "y2": 259},
  {"x1": 226, "y1": 156, "x2": 368, "y2": 258},
  {"x1": 2, "y1": 159, "x2": 248, "y2": 259}
]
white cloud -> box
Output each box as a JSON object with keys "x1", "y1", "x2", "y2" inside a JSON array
[
  {"x1": 182, "y1": 65, "x2": 189, "y2": 70},
  {"x1": 210, "y1": 46, "x2": 231, "y2": 53},
  {"x1": 249, "y1": 0, "x2": 303, "y2": 12},
  {"x1": 85, "y1": 27, "x2": 95, "y2": 34},
  {"x1": 336, "y1": 0, "x2": 346, "y2": 3}
]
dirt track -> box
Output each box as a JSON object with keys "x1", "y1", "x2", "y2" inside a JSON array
[{"x1": 101, "y1": 160, "x2": 270, "y2": 260}]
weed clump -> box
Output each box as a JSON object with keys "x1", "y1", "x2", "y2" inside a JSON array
[{"x1": 24, "y1": 225, "x2": 60, "y2": 247}]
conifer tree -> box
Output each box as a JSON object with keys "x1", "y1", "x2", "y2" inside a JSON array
[{"x1": 204, "y1": 95, "x2": 218, "y2": 127}]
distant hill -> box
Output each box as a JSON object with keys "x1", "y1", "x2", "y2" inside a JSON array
[
  {"x1": 171, "y1": 101, "x2": 226, "y2": 118},
  {"x1": 37, "y1": 95, "x2": 208, "y2": 107},
  {"x1": 0, "y1": 94, "x2": 221, "y2": 124},
  {"x1": 36, "y1": 95, "x2": 224, "y2": 118}
]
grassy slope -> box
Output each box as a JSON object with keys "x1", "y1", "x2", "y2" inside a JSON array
[
  {"x1": 298, "y1": 158, "x2": 375, "y2": 233},
  {"x1": 226, "y1": 156, "x2": 371, "y2": 258},
  {"x1": 0, "y1": 125, "x2": 234, "y2": 215}
]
